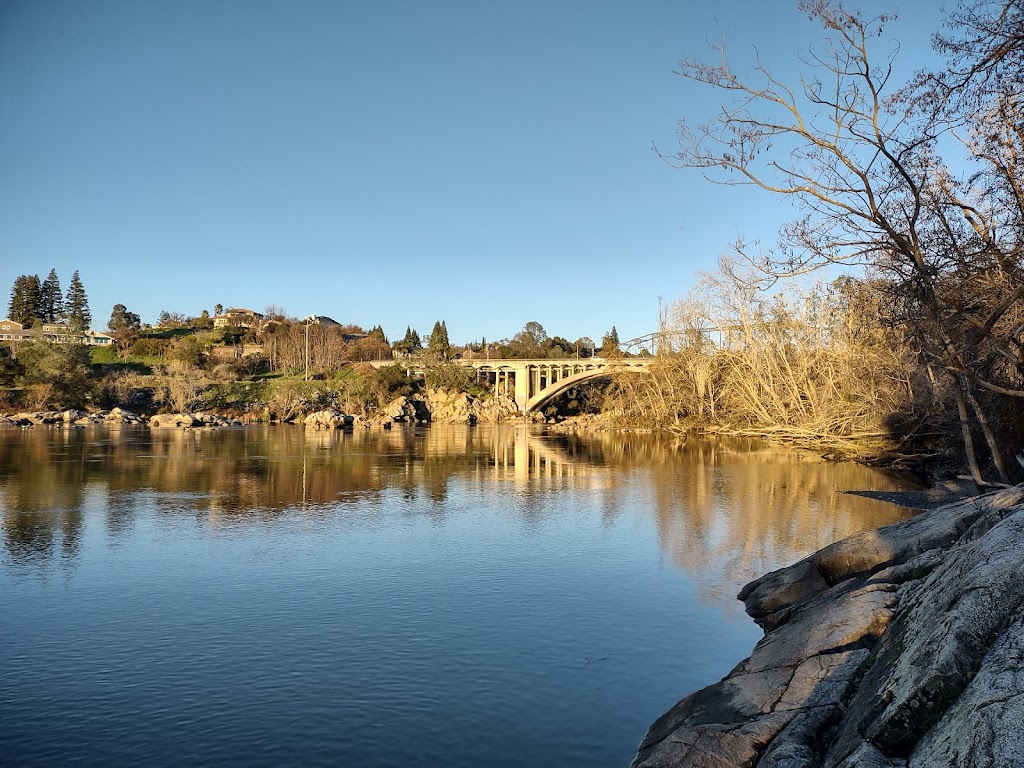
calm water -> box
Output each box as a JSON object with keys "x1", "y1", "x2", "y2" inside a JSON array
[{"x1": 0, "y1": 425, "x2": 918, "y2": 767}]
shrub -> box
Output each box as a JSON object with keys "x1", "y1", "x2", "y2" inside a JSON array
[
  {"x1": 130, "y1": 338, "x2": 168, "y2": 358},
  {"x1": 373, "y1": 365, "x2": 418, "y2": 397},
  {"x1": 425, "y1": 363, "x2": 475, "y2": 392}
]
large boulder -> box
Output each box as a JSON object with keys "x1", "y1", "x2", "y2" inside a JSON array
[
  {"x1": 105, "y1": 407, "x2": 145, "y2": 424},
  {"x1": 371, "y1": 396, "x2": 430, "y2": 427},
  {"x1": 425, "y1": 389, "x2": 476, "y2": 424},
  {"x1": 304, "y1": 409, "x2": 354, "y2": 429},
  {"x1": 191, "y1": 412, "x2": 242, "y2": 427},
  {"x1": 149, "y1": 413, "x2": 201, "y2": 428},
  {"x1": 16, "y1": 411, "x2": 62, "y2": 425},
  {"x1": 474, "y1": 393, "x2": 522, "y2": 423},
  {"x1": 633, "y1": 486, "x2": 1024, "y2": 768}
]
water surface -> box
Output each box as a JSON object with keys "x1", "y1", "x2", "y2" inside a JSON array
[{"x1": 0, "y1": 425, "x2": 918, "y2": 767}]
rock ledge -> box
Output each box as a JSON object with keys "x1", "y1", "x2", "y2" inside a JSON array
[{"x1": 633, "y1": 485, "x2": 1024, "y2": 768}]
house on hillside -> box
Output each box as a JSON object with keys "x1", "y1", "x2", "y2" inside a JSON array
[
  {"x1": 39, "y1": 323, "x2": 77, "y2": 344},
  {"x1": 0, "y1": 319, "x2": 29, "y2": 342},
  {"x1": 213, "y1": 308, "x2": 265, "y2": 329},
  {"x1": 0, "y1": 319, "x2": 113, "y2": 346},
  {"x1": 83, "y1": 330, "x2": 114, "y2": 346},
  {"x1": 303, "y1": 315, "x2": 340, "y2": 327}
]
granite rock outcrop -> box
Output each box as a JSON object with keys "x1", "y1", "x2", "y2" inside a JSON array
[{"x1": 633, "y1": 486, "x2": 1024, "y2": 768}]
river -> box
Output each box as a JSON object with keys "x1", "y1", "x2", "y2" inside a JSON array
[{"x1": 0, "y1": 424, "x2": 919, "y2": 767}]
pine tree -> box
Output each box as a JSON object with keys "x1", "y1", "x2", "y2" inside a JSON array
[
  {"x1": 39, "y1": 268, "x2": 64, "y2": 322},
  {"x1": 428, "y1": 320, "x2": 451, "y2": 359},
  {"x1": 394, "y1": 326, "x2": 424, "y2": 355},
  {"x1": 7, "y1": 274, "x2": 42, "y2": 326},
  {"x1": 65, "y1": 270, "x2": 91, "y2": 331}
]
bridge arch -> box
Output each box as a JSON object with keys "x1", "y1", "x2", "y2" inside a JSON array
[
  {"x1": 523, "y1": 369, "x2": 612, "y2": 414},
  {"x1": 522, "y1": 363, "x2": 652, "y2": 414}
]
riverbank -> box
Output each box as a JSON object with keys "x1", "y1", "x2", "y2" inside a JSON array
[
  {"x1": 632, "y1": 484, "x2": 1024, "y2": 767},
  {"x1": 0, "y1": 388, "x2": 534, "y2": 429}
]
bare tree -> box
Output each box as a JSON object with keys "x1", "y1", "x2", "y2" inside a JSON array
[{"x1": 668, "y1": 0, "x2": 1024, "y2": 481}]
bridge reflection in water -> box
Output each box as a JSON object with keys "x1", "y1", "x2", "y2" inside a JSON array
[{"x1": 0, "y1": 425, "x2": 917, "y2": 600}]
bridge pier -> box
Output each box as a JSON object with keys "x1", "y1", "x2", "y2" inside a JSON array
[{"x1": 514, "y1": 369, "x2": 529, "y2": 411}]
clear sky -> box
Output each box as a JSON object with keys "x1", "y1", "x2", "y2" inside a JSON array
[{"x1": 0, "y1": 0, "x2": 943, "y2": 345}]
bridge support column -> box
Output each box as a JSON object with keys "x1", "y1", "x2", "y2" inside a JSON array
[{"x1": 514, "y1": 370, "x2": 529, "y2": 411}]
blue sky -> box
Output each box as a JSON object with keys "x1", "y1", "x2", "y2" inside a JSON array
[{"x1": 0, "y1": 0, "x2": 943, "y2": 345}]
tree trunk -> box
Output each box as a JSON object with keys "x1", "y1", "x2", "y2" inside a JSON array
[
  {"x1": 960, "y1": 374, "x2": 1010, "y2": 484},
  {"x1": 954, "y1": 374, "x2": 984, "y2": 488}
]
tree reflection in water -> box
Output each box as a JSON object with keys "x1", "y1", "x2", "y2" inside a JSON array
[{"x1": 0, "y1": 425, "x2": 917, "y2": 591}]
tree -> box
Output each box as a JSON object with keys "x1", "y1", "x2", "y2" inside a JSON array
[
  {"x1": 0, "y1": 345, "x2": 22, "y2": 386},
  {"x1": 428, "y1": 320, "x2": 451, "y2": 359},
  {"x1": 16, "y1": 339, "x2": 92, "y2": 409},
  {"x1": 512, "y1": 321, "x2": 548, "y2": 357},
  {"x1": 353, "y1": 325, "x2": 392, "y2": 361},
  {"x1": 393, "y1": 326, "x2": 423, "y2": 356},
  {"x1": 194, "y1": 309, "x2": 213, "y2": 330},
  {"x1": 108, "y1": 304, "x2": 142, "y2": 357},
  {"x1": 169, "y1": 335, "x2": 207, "y2": 369},
  {"x1": 214, "y1": 303, "x2": 224, "y2": 317},
  {"x1": 574, "y1": 337, "x2": 596, "y2": 358},
  {"x1": 600, "y1": 326, "x2": 620, "y2": 356},
  {"x1": 544, "y1": 335, "x2": 576, "y2": 357},
  {"x1": 156, "y1": 310, "x2": 189, "y2": 328},
  {"x1": 39, "y1": 269, "x2": 64, "y2": 322},
  {"x1": 64, "y1": 270, "x2": 91, "y2": 331},
  {"x1": 425, "y1": 362, "x2": 474, "y2": 391},
  {"x1": 516, "y1": 321, "x2": 548, "y2": 347},
  {"x1": 7, "y1": 275, "x2": 41, "y2": 326},
  {"x1": 668, "y1": 0, "x2": 1024, "y2": 482}
]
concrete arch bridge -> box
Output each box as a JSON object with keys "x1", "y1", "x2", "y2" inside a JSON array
[
  {"x1": 373, "y1": 357, "x2": 655, "y2": 413},
  {"x1": 464, "y1": 358, "x2": 654, "y2": 413}
]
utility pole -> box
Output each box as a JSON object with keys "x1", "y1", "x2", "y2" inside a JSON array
[{"x1": 304, "y1": 317, "x2": 311, "y2": 381}]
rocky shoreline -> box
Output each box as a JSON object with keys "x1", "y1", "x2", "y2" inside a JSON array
[
  {"x1": 0, "y1": 389, "x2": 534, "y2": 430},
  {"x1": 632, "y1": 484, "x2": 1024, "y2": 767}
]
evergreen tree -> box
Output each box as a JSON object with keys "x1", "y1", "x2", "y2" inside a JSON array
[
  {"x1": 428, "y1": 320, "x2": 451, "y2": 359},
  {"x1": 599, "y1": 326, "x2": 620, "y2": 356},
  {"x1": 394, "y1": 326, "x2": 424, "y2": 355},
  {"x1": 7, "y1": 274, "x2": 42, "y2": 326},
  {"x1": 64, "y1": 270, "x2": 91, "y2": 331},
  {"x1": 40, "y1": 268, "x2": 64, "y2": 322}
]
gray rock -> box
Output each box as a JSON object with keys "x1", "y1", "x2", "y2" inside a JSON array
[
  {"x1": 149, "y1": 413, "x2": 200, "y2": 428},
  {"x1": 823, "y1": 510, "x2": 1024, "y2": 766},
  {"x1": 909, "y1": 615, "x2": 1024, "y2": 767},
  {"x1": 739, "y1": 487, "x2": 1024, "y2": 622},
  {"x1": 105, "y1": 407, "x2": 144, "y2": 424},
  {"x1": 304, "y1": 409, "x2": 351, "y2": 429},
  {"x1": 634, "y1": 485, "x2": 1024, "y2": 768}
]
